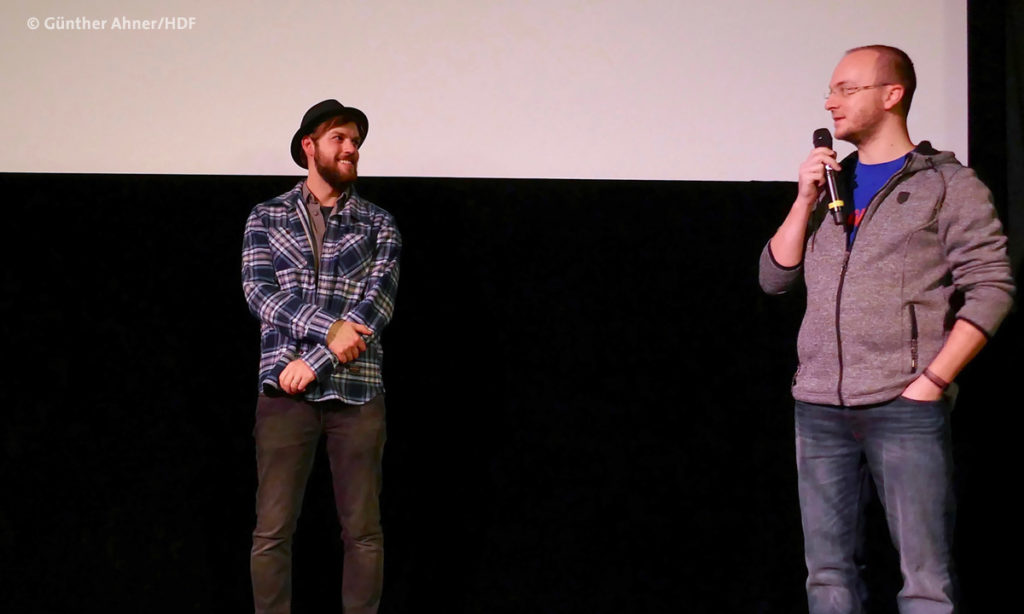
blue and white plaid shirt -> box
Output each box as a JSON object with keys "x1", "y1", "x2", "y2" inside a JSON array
[{"x1": 242, "y1": 181, "x2": 401, "y2": 404}]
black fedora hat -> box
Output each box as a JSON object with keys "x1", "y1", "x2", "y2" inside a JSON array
[{"x1": 290, "y1": 99, "x2": 369, "y2": 168}]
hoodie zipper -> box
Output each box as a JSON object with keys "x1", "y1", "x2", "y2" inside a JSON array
[
  {"x1": 835, "y1": 249, "x2": 851, "y2": 405},
  {"x1": 833, "y1": 154, "x2": 914, "y2": 405}
]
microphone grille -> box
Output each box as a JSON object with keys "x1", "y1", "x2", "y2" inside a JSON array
[{"x1": 813, "y1": 128, "x2": 833, "y2": 148}]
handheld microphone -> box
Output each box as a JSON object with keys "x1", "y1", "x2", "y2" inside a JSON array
[{"x1": 812, "y1": 128, "x2": 844, "y2": 225}]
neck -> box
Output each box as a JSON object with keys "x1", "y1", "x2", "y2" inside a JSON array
[
  {"x1": 855, "y1": 119, "x2": 914, "y2": 164},
  {"x1": 305, "y1": 172, "x2": 349, "y2": 208}
]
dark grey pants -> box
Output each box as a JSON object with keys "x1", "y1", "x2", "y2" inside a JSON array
[{"x1": 251, "y1": 394, "x2": 386, "y2": 614}]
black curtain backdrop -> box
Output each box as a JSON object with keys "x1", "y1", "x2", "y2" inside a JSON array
[
  {"x1": 2, "y1": 2, "x2": 1020, "y2": 613},
  {"x1": 1005, "y1": 0, "x2": 1024, "y2": 272},
  {"x1": 969, "y1": 0, "x2": 1024, "y2": 271}
]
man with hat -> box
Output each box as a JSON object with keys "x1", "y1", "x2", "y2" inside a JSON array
[{"x1": 242, "y1": 99, "x2": 401, "y2": 614}]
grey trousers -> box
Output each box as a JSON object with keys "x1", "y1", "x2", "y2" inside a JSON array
[{"x1": 251, "y1": 394, "x2": 386, "y2": 614}]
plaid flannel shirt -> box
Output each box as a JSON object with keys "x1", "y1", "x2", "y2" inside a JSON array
[{"x1": 242, "y1": 181, "x2": 401, "y2": 403}]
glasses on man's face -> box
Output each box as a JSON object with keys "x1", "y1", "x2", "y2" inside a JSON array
[{"x1": 824, "y1": 83, "x2": 893, "y2": 99}]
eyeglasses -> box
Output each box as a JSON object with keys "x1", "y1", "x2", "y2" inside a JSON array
[{"x1": 824, "y1": 83, "x2": 893, "y2": 99}]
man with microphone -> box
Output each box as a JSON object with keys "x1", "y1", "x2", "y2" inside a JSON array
[
  {"x1": 759, "y1": 46, "x2": 1014, "y2": 613},
  {"x1": 242, "y1": 100, "x2": 401, "y2": 614}
]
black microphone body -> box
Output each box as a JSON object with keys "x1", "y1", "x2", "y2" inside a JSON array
[{"x1": 812, "y1": 128, "x2": 845, "y2": 225}]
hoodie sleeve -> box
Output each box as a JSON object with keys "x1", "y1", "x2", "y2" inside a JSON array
[
  {"x1": 938, "y1": 167, "x2": 1015, "y2": 336},
  {"x1": 759, "y1": 240, "x2": 804, "y2": 295}
]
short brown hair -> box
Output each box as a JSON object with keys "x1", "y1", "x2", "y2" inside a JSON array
[
  {"x1": 310, "y1": 113, "x2": 365, "y2": 144},
  {"x1": 846, "y1": 45, "x2": 916, "y2": 116}
]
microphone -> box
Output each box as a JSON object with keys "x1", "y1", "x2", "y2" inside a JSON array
[{"x1": 812, "y1": 128, "x2": 844, "y2": 225}]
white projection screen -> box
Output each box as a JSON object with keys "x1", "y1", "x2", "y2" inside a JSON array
[{"x1": 1, "y1": 0, "x2": 967, "y2": 180}]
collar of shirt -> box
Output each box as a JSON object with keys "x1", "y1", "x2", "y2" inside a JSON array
[
  {"x1": 301, "y1": 182, "x2": 350, "y2": 269},
  {"x1": 301, "y1": 182, "x2": 350, "y2": 216}
]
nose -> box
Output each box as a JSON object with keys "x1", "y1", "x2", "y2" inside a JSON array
[{"x1": 824, "y1": 91, "x2": 839, "y2": 111}]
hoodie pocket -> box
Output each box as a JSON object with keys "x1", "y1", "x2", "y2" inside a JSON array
[{"x1": 906, "y1": 303, "x2": 919, "y2": 373}]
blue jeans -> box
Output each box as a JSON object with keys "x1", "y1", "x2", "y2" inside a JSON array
[
  {"x1": 794, "y1": 397, "x2": 956, "y2": 614},
  {"x1": 251, "y1": 394, "x2": 386, "y2": 614}
]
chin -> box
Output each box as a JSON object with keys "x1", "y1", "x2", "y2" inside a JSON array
[{"x1": 834, "y1": 128, "x2": 859, "y2": 144}]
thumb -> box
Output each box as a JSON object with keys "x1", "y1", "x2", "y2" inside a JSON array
[{"x1": 353, "y1": 323, "x2": 374, "y2": 335}]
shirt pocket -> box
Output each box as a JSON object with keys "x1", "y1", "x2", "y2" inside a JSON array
[
  {"x1": 267, "y1": 227, "x2": 312, "y2": 271},
  {"x1": 324, "y1": 233, "x2": 374, "y2": 282},
  {"x1": 266, "y1": 227, "x2": 314, "y2": 292},
  {"x1": 274, "y1": 266, "x2": 316, "y2": 294}
]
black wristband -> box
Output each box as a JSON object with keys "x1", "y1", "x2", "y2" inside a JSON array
[{"x1": 922, "y1": 368, "x2": 950, "y2": 391}]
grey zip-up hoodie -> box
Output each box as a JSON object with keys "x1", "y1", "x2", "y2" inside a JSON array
[{"x1": 760, "y1": 142, "x2": 1015, "y2": 406}]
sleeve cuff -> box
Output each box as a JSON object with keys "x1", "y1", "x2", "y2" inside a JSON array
[
  {"x1": 307, "y1": 310, "x2": 339, "y2": 345},
  {"x1": 766, "y1": 242, "x2": 802, "y2": 271},
  {"x1": 303, "y1": 346, "x2": 337, "y2": 381}
]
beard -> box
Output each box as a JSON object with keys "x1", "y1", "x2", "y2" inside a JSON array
[
  {"x1": 835, "y1": 106, "x2": 886, "y2": 146},
  {"x1": 836, "y1": 123, "x2": 867, "y2": 146},
  {"x1": 312, "y1": 144, "x2": 357, "y2": 191}
]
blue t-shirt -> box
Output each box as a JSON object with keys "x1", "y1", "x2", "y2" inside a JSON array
[{"x1": 848, "y1": 155, "x2": 907, "y2": 246}]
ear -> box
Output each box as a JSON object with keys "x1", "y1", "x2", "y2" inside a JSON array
[
  {"x1": 301, "y1": 135, "x2": 315, "y2": 162},
  {"x1": 881, "y1": 84, "x2": 905, "y2": 112}
]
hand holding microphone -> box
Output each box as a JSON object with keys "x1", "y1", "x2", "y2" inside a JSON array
[
  {"x1": 771, "y1": 130, "x2": 844, "y2": 267},
  {"x1": 812, "y1": 128, "x2": 845, "y2": 225}
]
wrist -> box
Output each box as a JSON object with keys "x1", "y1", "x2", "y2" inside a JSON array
[
  {"x1": 326, "y1": 319, "x2": 345, "y2": 343},
  {"x1": 790, "y1": 197, "x2": 816, "y2": 218}
]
